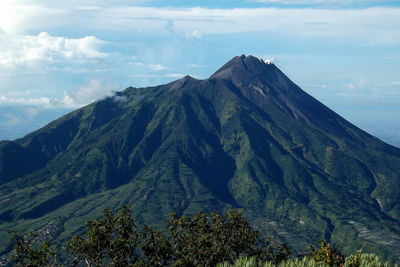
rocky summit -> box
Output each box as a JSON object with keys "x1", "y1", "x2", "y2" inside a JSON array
[{"x1": 1, "y1": 55, "x2": 400, "y2": 260}]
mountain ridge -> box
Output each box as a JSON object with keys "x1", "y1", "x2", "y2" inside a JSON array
[{"x1": 1, "y1": 55, "x2": 400, "y2": 261}]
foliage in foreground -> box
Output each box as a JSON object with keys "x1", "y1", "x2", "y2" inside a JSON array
[
  {"x1": 11, "y1": 206, "x2": 289, "y2": 266},
  {"x1": 11, "y1": 206, "x2": 398, "y2": 267},
  {"x1": 218, "y1": 251, "x2": 397, "y2": 267},
  {"x1": 11, "y1": 231, "x2": 57, "y2": 267},
  {"x1": 218, "y1": 257, "x2": 327, "y2": 267},
  {"x1": 307, "y1": 240, "x2": 345, "y2": 266}
]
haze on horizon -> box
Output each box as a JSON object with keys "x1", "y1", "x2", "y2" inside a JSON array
[{"x1": 0, "y1": 0, "x2": 399, "y2": 146}]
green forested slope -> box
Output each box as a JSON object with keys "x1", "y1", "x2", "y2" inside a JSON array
[{"x1": 1, "y1": 55, "x2": 400, "y2": 260}]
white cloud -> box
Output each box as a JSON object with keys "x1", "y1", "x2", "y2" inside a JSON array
[
  {"x1": 24, "y1": 106, "x2": 41, "y2": 118},
  {"x1": 0, "y1": 3, "x2": 59, "y2": 33},
  {"x1": 336, "y1": 92, "x2": 364, "y2": 97},
  {"x1": 86, "y1": 6, "x2": 400, "y2": 45},
  {"x1": 1, "y1": 106, "x2": 41, "y2": 126},
  {"x1": 148, "y1": 64, "x2": 167, "y2": 71},
  {"x1": 0, "y1": 1, "x2": 152, "y2": 33},
  {"x1": 0, "y1": 79, "x2": 116, "y2": 108},
  {"x1": 389, "y1": 81, "x2": 400, "y2": 86},
  {"x1": 165, "y1": 73, "x2": 186, "y2": 78},
  {"x1": 334, "y1": 79, "x2": 400, "y2": 100},
  {"x1": 250, "y1": 0, "x2": 391, "y2": 5},
  {"x1": 0, "y1": 95, "x2": 54, "y2": 106},
  {"x1": 185, "y1": 30, "x2": 203, "y2": 39},
  {"x1": 0, "y1": 2, "x2": 399, "y2": 112},
  {"x1": 131, "y1": 73, "x2": 185, "y2": 78},
  {"x1": 129, "y1": 62, "x2": 145, "y2": 67},
  {"x1": 303, "y1": 83, "x2": 329, "y2": 89},
  {"x1": 185, "y1": 64, "x2": 205, "y2": 68},
  {"x1": 3, "y1": 112, "x2": 21, "y2": 126},
  {"x1": 128, "y1": 62, "x2": 168, "y2": 71},
  {"x1": 345, "y1": 83, "x2": 356, "y2": 89},
  {"x1": 62, "y1": 79, "x2": 115, "y2": 108},
  {"x1": 2, "y1": 3, "x2": 400, "y2": 46},
  {"x1": 344, "y1": 79, "x2": 367, "y2": 90},
  {"x1": 112, "y1": 95, "x2": 128, "y2": 103},
  {"x1": 370, "y1": 83, "x2": 400, "y2": 96},
  {"x1": 1, "y1": 0, "x2": 151, "y2": 8},
  {"x1": 0, "y1": 32, "x2": 107, "y2": 68}
]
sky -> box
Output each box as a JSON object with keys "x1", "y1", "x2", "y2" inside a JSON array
[{"x1": 0, "y1": 0, "x2": 400, "y2": 146}]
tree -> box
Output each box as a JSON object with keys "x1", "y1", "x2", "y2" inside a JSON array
[
  {"x1": 67, "y1": 206, "x2": 139, "y2": 267},
  {"x1": 307, "y1": 240, "x2": 345, "y2": 266},
  {"x1": 167, "y1": 210, "x2": 289, "y2": 266},
  {"x1": 140, "y1": 226, "x2": 173, "y2": 266},
  {"x1": 11, "y1": 231, "x2": 57, "y2": 267},
  {"x1": 12, "y1": 207, "x2": 289, "y2": 266}
]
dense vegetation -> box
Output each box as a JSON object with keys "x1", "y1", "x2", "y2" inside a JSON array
[
  {"x1": 11, "y1": 207, "x2": 289, "y2": 266},
  {"x1": 218, "y1": 254, "x2": 396, "y2": 267},
  {"x1": 1, "y1": 55, "x2": 400, "y2": 261},
  {"x1": 10, "y1": 207, "x2": 396, "y2": 267}
]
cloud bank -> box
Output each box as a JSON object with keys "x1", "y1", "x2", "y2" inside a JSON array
[
  {"x1": 1, "y1": 3, "x2": 400, "y2": 45},
  {"x1": 0, "y1": 32, "x2": 107, "y2": 68},
  {"x1": 250, "y1": 0, "x2": 395, "y2": 5},
  {"x1": 0, "y1": 79, "x2": 116, "y2": 108}
]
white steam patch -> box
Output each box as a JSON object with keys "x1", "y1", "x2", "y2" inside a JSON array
[
  {"x1": 112, "y1": 95, "x2": 128, "y2": 103},
  {"x1": 62, "y1": 79, "x2": 115, "y2": 108},
  {"x1": 264, "y1": 58, "x2": 275, "y2": 64}
]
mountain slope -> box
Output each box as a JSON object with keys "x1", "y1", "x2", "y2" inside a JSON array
[{"x1": 1, "y1": 55, "x2": 400, "y2": 260}]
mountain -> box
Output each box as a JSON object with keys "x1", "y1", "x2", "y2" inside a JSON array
[{"x1": 1, "y1": 55, "x2": 400, "y2": 260}]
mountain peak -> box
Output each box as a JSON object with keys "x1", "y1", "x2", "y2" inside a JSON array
[
  {"x1": 231, "y1": 54, "x2": 271, "y2": 65},
  {"x1": 210, "y1": 54, "x2": 276, "y2": 80},
  {"x1": 169, "y1": 74, "x2": 198, "y2": 90},
  {"x1": 1, "y1": 55, "x2": 400, "y2": 262}
]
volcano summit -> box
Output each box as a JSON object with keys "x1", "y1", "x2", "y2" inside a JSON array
[{"x1": 1, "y1": 55, "x2": 400, "y2": 259}]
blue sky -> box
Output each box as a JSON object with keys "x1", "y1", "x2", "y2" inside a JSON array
[{"x1": 0, "y1": 0, "x2": 400, "y2": 145}]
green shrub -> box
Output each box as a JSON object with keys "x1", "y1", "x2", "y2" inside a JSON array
[
  {"x1": 307, "y1": 240, "x2": 345, "y2": 266},
  {"x1": 344, "y1": 250, "x2": 395, "y2": 267},
  {"x1": 218, "y1": 256, "x2": 328, "y2": 267},
  {"x1": 218, "y1": 251, "x2": 398, "y2": 267},
  {"x1": 218, "y1": 256, "x2": 260, "y2": 267}
]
